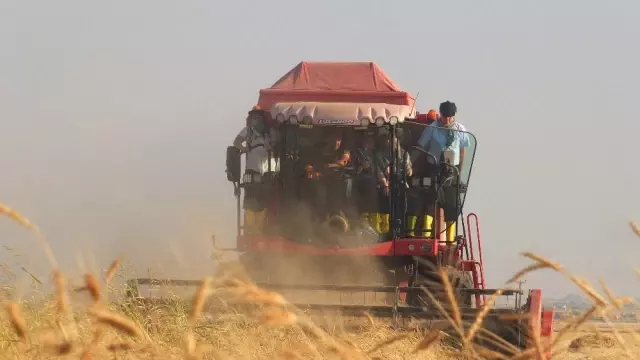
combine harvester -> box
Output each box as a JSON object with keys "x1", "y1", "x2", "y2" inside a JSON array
[{"x1": 127, "y1": 61, "x2": 554, "y2": 356}]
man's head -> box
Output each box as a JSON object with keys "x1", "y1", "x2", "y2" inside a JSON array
[
  {"x1": 248, "y1": 105, "x2": 266, "y2": 132},
  {"x1": 439, "y1": 101, "x2": 457, "y2": 127}
]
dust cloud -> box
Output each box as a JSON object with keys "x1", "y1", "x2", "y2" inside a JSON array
[{"x1": 0, "y1": 114, "x2": 240, "y2": 295}]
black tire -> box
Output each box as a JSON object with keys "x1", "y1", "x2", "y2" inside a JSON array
[
  {"x1": 432, "y1": 312, "x2": 530, "y2": 355},
  {"x1": 474, "y1": 314, "x2": 530, "y2": 355},
  {"x1": 406, "y1": 266, "x2": 473, "y2": 310},
  {"x1": 405, "y1": 265, "x2": 532, "y2": 355}
]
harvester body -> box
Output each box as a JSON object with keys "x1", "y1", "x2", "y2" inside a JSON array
[{"x1": 128, "y1": 61, "x2": 554, "y2": 356}]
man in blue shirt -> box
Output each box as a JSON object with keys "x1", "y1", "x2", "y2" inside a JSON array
[
  {"x1": 415, "y1": 101, "x2": 470, "y2": 174},
  {"x1": 412, "y1": 101, "x2": 470, "y2": 242}
]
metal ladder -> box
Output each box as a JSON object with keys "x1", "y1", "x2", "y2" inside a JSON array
[{"x1": 464, "y1": 212, "x2": 486, "y2": 307}]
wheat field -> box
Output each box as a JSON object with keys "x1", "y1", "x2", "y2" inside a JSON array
[{"x1": 2, "y1": 202, "x2": 640, "y2": 359}]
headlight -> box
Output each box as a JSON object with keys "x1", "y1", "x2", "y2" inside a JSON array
[
  {"x1": 302, "y1": 116, "x2": 312, "y2": 125},
  {"x1": 243, "y1": 173, "x2": 262, "y2": 184},
  {"x1": 276, "y1": 113, "x2": 285, "y2": 123},
  {"x1": 389, "y1": 116, "x2": 398, "y2": 125},
  {"x1": 288, "y1": 115, "x2": 298, "y2": 124},
  {"x1": 375, "y1": 117, "x2": 385, "y2": 126},
  {"x1": 408, "y1": 243, "x2": 415, "y2": 251},
  {"x1": 360, "y1": 117, "x2": 371, "y2": 126}
]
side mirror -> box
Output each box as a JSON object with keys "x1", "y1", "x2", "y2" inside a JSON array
[{"x1": 226, "y1": 146, "x2": 241, "y2": 182}]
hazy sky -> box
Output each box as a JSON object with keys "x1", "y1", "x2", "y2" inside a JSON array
[{"x1": 1, "y1": 1, "x2": 640, "y2": 298}]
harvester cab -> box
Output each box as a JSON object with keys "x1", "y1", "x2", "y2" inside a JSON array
[{"x1": 126, "y1": 61, "x2": 554, "y2": 357}]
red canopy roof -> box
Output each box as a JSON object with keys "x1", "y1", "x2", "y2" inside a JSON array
[{"x1": 257, "y1": 61, "x2": 415, "y2": 110}]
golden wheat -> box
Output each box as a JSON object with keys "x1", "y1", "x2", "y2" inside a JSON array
[
  {"x1": 105, "y1": 258, "x2": 120, "y2": 284},
  {"x1": 7, "y1": 301, "x2": 28, "y2": 340},
  {"x1": 85, "y1": 273, "x2": 102, "y2": 304},
  {"x1": 0, "y1": 203, "x2": 38, "y2": 232},
  {"x1": 365, "y1": 333, "x2": 412, "y2": 355},
  {"x1": 411, "y1": 330, "x2": 443, "y2": 354},
  {"x1": 630, "y1": 221, "x2": 640, "y2": 237},
  {"x1": 79, "y1": 328, "x2": 104, "y2": 360},
  {"x1": 52, "y1": 270, "x2": 67, "y2": 316},
  {"x1": 2, "y1": 202, "x2": 640, "y2": 359},
  {"x1": 189, "y1": 276, "x2": 212, "y2": 324},
  {"x1": 439, "y1": 267, "x2": 462, "y2": 331},
  {"x1": 465, "y1": 289, "x2": 504, "y2": 344},
  {"x1": 87, "y1": 307, "x2": 143, "y2": 339}
]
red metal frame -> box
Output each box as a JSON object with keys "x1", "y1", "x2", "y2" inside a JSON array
[
  {"x1": 258, "y1": 89, "x2": 414, "y2": 110},
  {"x1": 411, "y1": 115, "x2": 435, "y2": 125},
  {"x1": 527, "y1": 289, "x2": 554, "y2": 359},
  {"x1": 236, "y1": 235, "x2": 465, "y2": 257},
  {"x1": 465, "y1": 213, "x2": 487, "y2": 306},
  {"x1": 541, "y1": 309, "x2": 554, "y2": 338},
  {"x1": 398, "y1": 280, "x2": 409, "y2": 303}
]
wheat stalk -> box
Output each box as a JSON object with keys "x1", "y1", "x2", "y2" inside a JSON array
[
  {"x1": 465, "y1": 289, "x2": 504, "y2": 343},
  {"x1": 7, "y1": 301, "x2": 28, "y2": 340},
  {"x1": 52, "y1": 270, "x2": 67, "y2": 315},
  {"x1": 88, "y1": 308, "x2": 143, "y2": 339},
  {"x1": 84, "y1": 273, "x2": 101, "y2": 304},
  {"x1": 189, "y1": 276, "x2": 213, "y2": 324},
  {"x1": 0, "y1": 203, "x2": 38, "y2": 232},
  {"x1": 105, "y1": 258, "x2": 120, "y2": 284},
  {"x1": 439, "y1": 267, "x2": 462, "y2": 331},
  {"x1": 0, "y1": 202, "x2": 58, "y2": 269},
  {"x1": 411, "y1": 330, "x2": 442, "y2": 354}
]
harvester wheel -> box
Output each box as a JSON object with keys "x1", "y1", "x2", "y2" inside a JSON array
[
  {"x1": 473, "y1": 314, "x2": 529, "y2": 356},
  {"x1": 406, "y1": 266, "x2": 473, "y2": 311}
]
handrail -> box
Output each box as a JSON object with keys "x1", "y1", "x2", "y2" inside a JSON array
[
  {"x1": 466, "y1": 212, "x2": 486, "y2": 305},
  {"x1": 212, "y1": 234, "x2": 238, "y2": 252},
  {"x1": 466, "y1": 213, "x2": 484, "y2": 269}
]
